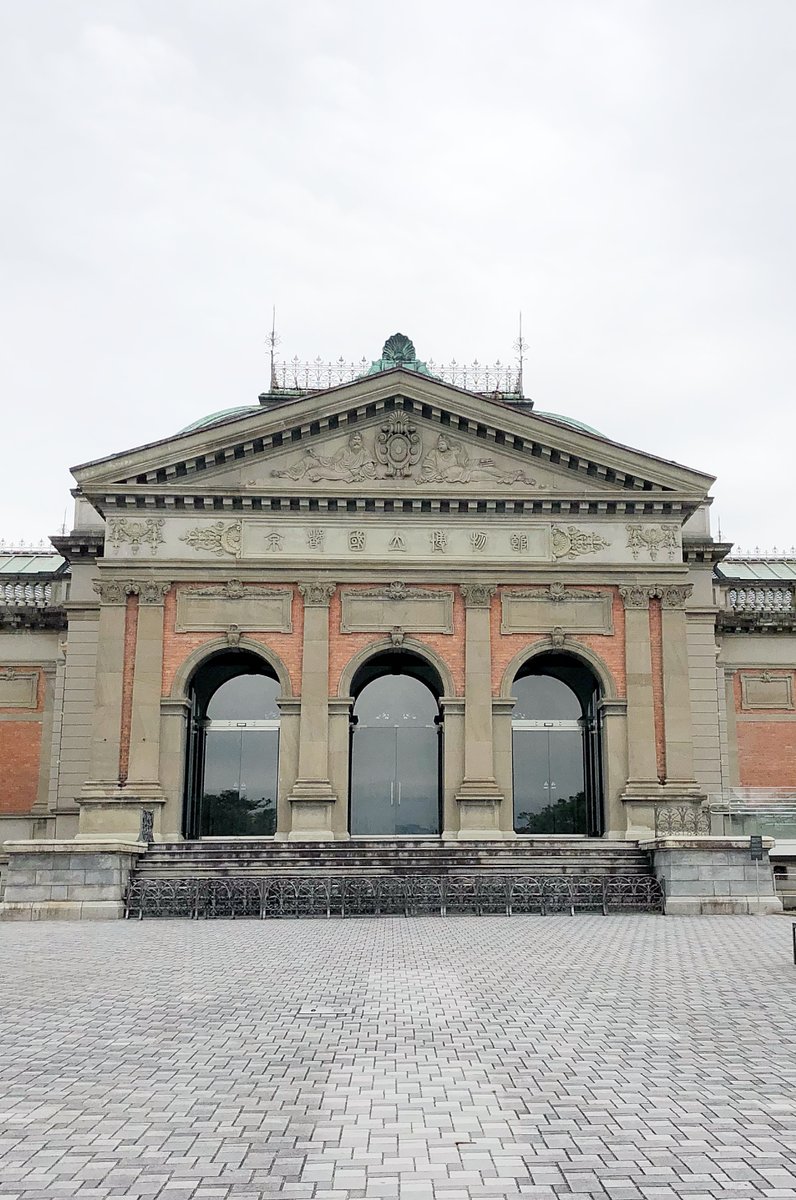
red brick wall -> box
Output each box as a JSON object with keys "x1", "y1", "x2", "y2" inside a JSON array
[
  {"x1": 0, "y1": 668, "x2": 45, "y2": 814},
  {"x1": 490, "y1": 586, "x2": 626, "y2": 698},
  {"x1": 159, "y1": 583, "x2": 629, "y2": 707},
  {"x1": 161, "y1": 585, "x2": 304, "y2": 697},
  {"x1": 733, "y1": 670, "x2": 796, "y2": 788},
  {"x1": 329, "y1": 586, "x2": 465, "y2": 696}
]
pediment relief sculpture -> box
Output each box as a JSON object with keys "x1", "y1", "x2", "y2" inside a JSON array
[{"x1": 269, "y1": 422, "x2": 536, "y2": 488}]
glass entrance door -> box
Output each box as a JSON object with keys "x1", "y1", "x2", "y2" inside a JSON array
[
  {"x1": 512, "y1": 719, "x2": 587, "y2": 834},
  {"x1": 350, "y1": 674, "x2": 440, "y2": 836}
]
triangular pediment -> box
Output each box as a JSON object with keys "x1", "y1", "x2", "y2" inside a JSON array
[{"x1": 73, "y1": 368, "x2": 715, "y2": 507}]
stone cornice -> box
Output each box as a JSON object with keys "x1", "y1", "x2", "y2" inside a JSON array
[
  {"x1": 717, "y1": 610, "x2": 796, "y2": 635},
  {"x1": 682, "y1": 537, "x2": 733, "y2": 565},
  {"x1": 71, "y1": 376, "x2": 710, "y2": 508},
  {"x1": 87, "y1": 491, "x2": 703, "y2": 522},
  {"x1": 0, "y1": 606, "x2": 67, "y2": 631},
  {"x1": 50, "y1": 530, "x2": 104, "y2": 562}
]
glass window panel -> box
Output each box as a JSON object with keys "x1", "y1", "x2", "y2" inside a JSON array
[
  {"x1": 355, "y1": 674, "x2": 438, "y2": 727},
  {"x1": 207, "y1": 673, "x2": 281, "y2": 720},
  {"x1": 350, "y1": 728, "x2": 397, "y2": 836},
  {"x1": 513, "y1": 674, "x2": 581, "y2": 721},
  {"x1": 395, "y1": 728, "x2": 440, "y2": 835}
]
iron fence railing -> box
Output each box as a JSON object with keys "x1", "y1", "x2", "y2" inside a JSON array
[
  {"x1": 268, "y1": 359, "x2": 522, "y2": 395},
  {"x1": 125, "y1": 873, "x2": 664, "y2": 920}
]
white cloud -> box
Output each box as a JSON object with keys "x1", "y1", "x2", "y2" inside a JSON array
[{"x1": 0, "y1": 0, "x2": 794, "y2": 550}]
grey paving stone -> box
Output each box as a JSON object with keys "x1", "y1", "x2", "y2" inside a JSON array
[{"x1": 0, "y1": 917, "x2": 795, "y2": 1200}]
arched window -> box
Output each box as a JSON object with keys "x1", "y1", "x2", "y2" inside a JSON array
[
  {"x1": 512, "y1": 653, "x2": 603, "y2": 836},
  {"x1": 184, "y1": 652, "x2": 280, "y2": 838},
  {"x1": 350, "y1": 653, "x2": 442, "y2": 837}
]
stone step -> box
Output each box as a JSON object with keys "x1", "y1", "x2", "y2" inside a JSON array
[{"x1": 135, "y1": 838, "x2": 653, "y2": 880}]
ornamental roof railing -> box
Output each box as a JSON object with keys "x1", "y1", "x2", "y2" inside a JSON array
[{"x1": 265, "y1": 357, "x2": 523, "y2": 397}]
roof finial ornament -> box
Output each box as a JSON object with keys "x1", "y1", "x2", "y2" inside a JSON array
[
  {"x1": 266, "y1": 305, "x2": 281, "y2": 391},
  {"x1": 365, "y1": 333, "x2": 434, "y2": 379},
  {"x1": 513, "y1": 310, "x2": 528, "y2": 399},
  {"x1": 382, "y1": 333, "x2": 417, "y2": 364}
]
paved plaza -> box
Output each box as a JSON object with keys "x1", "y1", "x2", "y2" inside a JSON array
[{"x1": 0, "y1": 917, "x2": 795, "y2": 1200}]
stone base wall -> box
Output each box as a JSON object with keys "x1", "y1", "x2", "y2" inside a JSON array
[
  {"x1": 643, "y1": 837, "x2": 784, "y2": 915},
  {"x1": 0, "y1": 840, "x2": 143, "y2": 921}
]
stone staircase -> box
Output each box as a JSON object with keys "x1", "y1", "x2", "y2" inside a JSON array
[
  {"x1": 134, "y1": 837, "x2": 653, "y2": 879},
  {"x1": 126, "y1": 839, "x2": 663, "y2": 918}
]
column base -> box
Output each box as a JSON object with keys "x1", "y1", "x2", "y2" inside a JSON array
[
  {"x1": 287, "y1": 781, "x2": 338, "y2": 841},
  {"x1": 622, "y1": 782, "x2": 707, "y2": 838},
  {"x1": 454, "y1": 780, "x2": 506, "y2": 840},
  {"x1": 78, "y1": 784, "x2": 166, "y2": 842}
]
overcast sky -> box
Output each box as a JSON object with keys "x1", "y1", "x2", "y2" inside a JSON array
[{"x1": 2, "y1": 0, "x2": 794, "y2": 552}]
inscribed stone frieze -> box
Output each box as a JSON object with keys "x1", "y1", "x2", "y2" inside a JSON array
[{"x1": 101, "y1": 516, "x2": 680, "y2": 565}]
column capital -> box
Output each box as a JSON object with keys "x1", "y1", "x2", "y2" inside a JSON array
[
  {"x1": 460, "y1": 583, "x2": 496, "y2": 608},
  {"x1": 619, "y1": 585, "x2": 654, "y2": 610},
  {"x1": 298, "y1": 581, "x2": 336, "y2": 607},
  {"x1": 130, "y1": 581, "x2": 173, "y2": 606},
  {"x1": 93, "y1": 579, "x2": 138, "y2": 605},
  {"x1": 657, "y1": 584, "x2": 693, "y2": 610}
]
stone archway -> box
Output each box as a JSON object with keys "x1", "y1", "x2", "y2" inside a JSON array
[{"x1": 348, "y1": 649, "x2": 444, "y2": 838}]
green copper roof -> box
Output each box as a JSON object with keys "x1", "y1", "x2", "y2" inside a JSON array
[
  {"x1": 534, "y1": 410, "x2": 602, "y2": 436},
  {"x1": 178, "y1": 406, "x2": 261, "y2": 434}
]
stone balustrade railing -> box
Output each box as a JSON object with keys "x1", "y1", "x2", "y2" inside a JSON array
[
  {"x1": 726, "y1": 586, "x2": 794, "y2": 613},
  {"x1": 0, "y1": 580, "x2": 54, "y2": 607}
]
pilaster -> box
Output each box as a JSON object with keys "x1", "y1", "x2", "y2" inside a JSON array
[
  {"x1": 287, "y1": 581, "x2": 338, "y2": 840},
  {"x1": 127, "y1": 582, "x2": 171, "y2": 794},
  {"x1": 453, "y1": 584, "x2": 506, "y2": 839},
  {"x1": 659, "y1": 585, "x2": 698, "y2": 784},
  {"x1": 79, "y1": 579, "x2": 169, "y2": 842},
  {"x1": 618, "y1": 586, "x2": 658, "y2": 789}
]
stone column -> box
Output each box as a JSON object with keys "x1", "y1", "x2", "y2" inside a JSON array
[
  {"x1": 287, "y1": 581, "x2": 338, "y2": 840},
  {"x1": 619, "y1": 586, "x2": 658, "y2": 787},
  {"x1": 619, "y1": 585, "x2": 659, "y2": 836},
  {"x1": 439, "y1": 697, "x2": 464, "y2": 839},
  {"x1": 158, "y1": 698, "x2": 190, "y2": 839},
  {"x1": 80, "y1": 578, "x2": 171, "y2": 842},
  {"x1": 659, "y1": 584, "x2": 700, "y2": 787},
  {"x1": 84, "y1": 579, "x2": 129, "y2": 789},
  {"x1": 127, "y1": 583, "x2": 171, "y2": 834},
  {"x1": 599, "y1": 698, "x2": 629, "y2": 837},
  {"x1": 492, "y1": 698, "x2": 517, "y2": 835},
  {"x1": 454, "y1": 584, "x2": 505, "y2": 839},
  {"x1": 275, "y1": 697, "x2": 301, "y2": 840}
]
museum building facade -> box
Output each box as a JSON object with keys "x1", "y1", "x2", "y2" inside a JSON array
[{"x1": 0, "y1": 337, "x2": 794, "y2": 916}]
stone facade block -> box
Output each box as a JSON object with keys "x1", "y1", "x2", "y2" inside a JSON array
[{"x1": 0, "y1": 841, "x2": 143, "y2": 921}]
